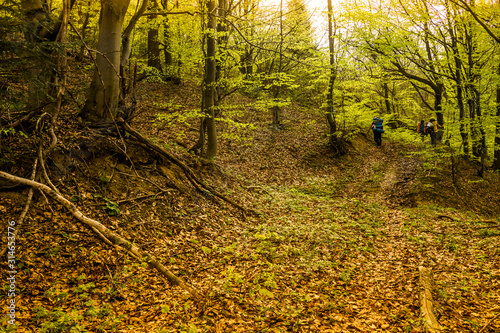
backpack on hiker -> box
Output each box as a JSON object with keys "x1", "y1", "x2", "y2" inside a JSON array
[
  {"x1": 372, "y1": 117, "x2": 385, "y2": 133},
  {"x1": 417, "y1": 121, "x2": 428, "y2": 135}
]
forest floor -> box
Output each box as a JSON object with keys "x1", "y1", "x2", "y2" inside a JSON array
[{"x1": 1, "y1": 81, "x2": 500, "y2": 333}]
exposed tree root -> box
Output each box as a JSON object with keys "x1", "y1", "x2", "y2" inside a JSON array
[
  {"x1": 418, "y1": 266, "x2": 442, "y2": 333},
  {"x1": 119, "y1": 119, "x2": 255, "y2": 215},
  {"x1": 0, "y1": 171, "x2": 202, "y2": 300}
]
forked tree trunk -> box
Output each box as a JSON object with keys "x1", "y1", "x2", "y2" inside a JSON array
[{"x1": 82, "y1": 0, "x2": 131, "y2": 123}]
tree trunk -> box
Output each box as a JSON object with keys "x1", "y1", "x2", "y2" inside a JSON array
[
  {"x1": 162, "y1": 0, "x2": 174, "y2": 80},
  {"x1": 457, "y1": 84, "x2": 469, "y2": 155},
  {"x1": 81, "y1": 0, "x2": 131, "y2": 124},
  {"x1": 21, "y1": 0, "x2": 51, "y2": 108},
  {"x1": 469, "y1": 87, "x2": 485, "y2": 159},
  {"x1": 77, "y1": 1, "x2": 92, "y2": 61},
  {"x1": 238, "y1": 0, "x2": 254, "y2": 76},
  {"x1": 434, "y1": 83, "x2": 444, "y2": 143},
  {"x1": 494, "y1": 64, "x2": 500, "y2": 170},
  {"x1": 148, "y1": 0, "x2": 162, "y2": 72},
  {"x1": 326, "y1": 0, "x2": 337, "y2": 146},
  {"x1": 121, "y1": 0, "x2": 149, "y2": 101},
  {"x1": 204, "y1": 0, "x2": 218, "y2": 160},
  {"x1": 383, "y1": 82, "x2": 391, "y2": 114},
  {"x1": 272, "y1": 0, "x2": 284, "y2": 127},
  {"x1": 215, "y1": 0, "x2": 228, "y2": 105},
  {"x1": 451, "y1": 30, "x2": 469, "y2": 155}
]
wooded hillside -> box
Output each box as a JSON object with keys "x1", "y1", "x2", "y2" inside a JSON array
[{"x1": 0, "y1": 0, "x2": 499, "y2": 332}]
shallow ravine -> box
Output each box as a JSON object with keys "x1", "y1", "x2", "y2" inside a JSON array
[
  {"x1": 192, "y1": 137, "x2": 499, "y2": 332},
  {"x1": 2, "y1": 117, "x2": 498, "y2": 333}
]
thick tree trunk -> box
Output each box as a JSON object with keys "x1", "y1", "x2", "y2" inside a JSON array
[
  {"x1": 204, "y1": 0, "x2": 218, "y2": 160},
  {"x1": 81, "y1": 0, "x2": 131, "y2": 124},
  {"x1": 22, "y1": 0, "x2": 47, "y2": 42}
]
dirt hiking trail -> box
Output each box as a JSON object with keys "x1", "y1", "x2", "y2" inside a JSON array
[{"x1": 1, "y1": 106, "x2": 498, "y2": 332}]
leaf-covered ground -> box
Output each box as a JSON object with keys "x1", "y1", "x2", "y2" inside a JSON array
[{"x1": 1, "y1": 82, "x2": 499, "y2": 332}]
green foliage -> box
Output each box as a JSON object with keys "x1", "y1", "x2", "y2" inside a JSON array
[
  {"x1": 34, "y1": 307, "x2": 87, "y2": 333},
  {"x1": 102, "y1": 199, "x2": 120, "y2": 216},
  {"x1": 34, "y1": 278, "x2": 123, "y2": 332}
]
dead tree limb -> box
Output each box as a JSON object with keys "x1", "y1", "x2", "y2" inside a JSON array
[
  {"x1": 119, "y1": 119, "x2": 253, "y2": 214},
  {"x1": 418, "y1": 266, "x2": 441, "y2": 333},
  {"x1": 479, "y1": 311, "x2": 500, "y2": 333},
  {"x1": 0, "y1": 171, "x2": 202, "y2": 300}
]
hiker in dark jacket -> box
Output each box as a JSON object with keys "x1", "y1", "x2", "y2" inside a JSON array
[{"x1": 371, "y1": 117, "x2": 384, "y2": 146}]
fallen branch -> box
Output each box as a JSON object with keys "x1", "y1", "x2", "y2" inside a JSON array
[
  {"x1": 119, "y1": 119, "x2": 253, "y2": 215},
  {"x1": 479, "y1": 311, "x2": 500, "y2": 333},
  {"x1": 418, "y1": 266, "x2": 441, "y2": 333},
  {"x1": 0, "y1": 171, "x2": 201, "y2": 300},
  {"x1": 7, "y1": 102, "x2": 52, "y2": 129}
]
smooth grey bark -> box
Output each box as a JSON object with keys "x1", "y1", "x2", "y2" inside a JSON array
[{"x1": 82, "y1": 0, "x2": 131, "y2": 123}]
